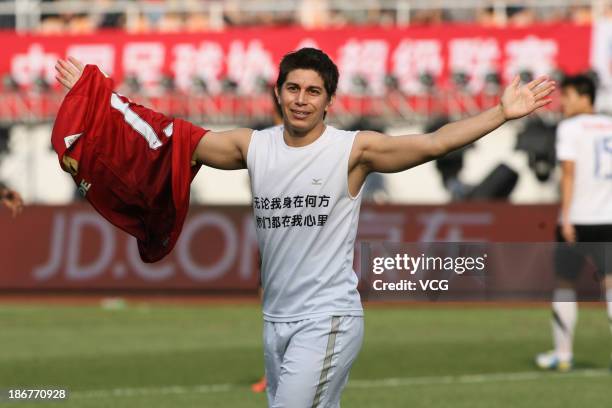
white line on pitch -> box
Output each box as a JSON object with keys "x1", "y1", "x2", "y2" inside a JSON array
[
  {"x1": 70, "y1": 383, "x2": 236, "y2": 399},
  {"x1": 348, "y1": 368, "x2": 609, "y2": 389},
  {"x1": 69, "y1": 369, "x2": 610, "y2": 399}
]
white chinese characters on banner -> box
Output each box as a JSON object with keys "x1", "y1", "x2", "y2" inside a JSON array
[
  {"x1": 171, "y1": 42, "x2": 224, "y2": 93},
  {"x1": 226, "y1": 40, "x2": 276, "y2": 94},
  {"x1": 10, "y1": 44, "x2": 58, "y2": 87},
  {"x1": 504, "y1": 36, "x2": 558, "y2": 82},
  {"x1": 122, "y1": 42, "x2": 166, "y2": 88},
  {"x1": 3, "y1": 27, "x2": 579, "y2": 97},
  {"x1": 449, "y1": 38, "x2": 501, "y2": 92},
  {"x1": 66, "y1": 44, "x2": 115, "y2": 76},
  {"x1": 392, "y1": 39, "x2": 443, "y2": 94},
  {"x1": 337, "y1": 39, "x2": 389, "y2": 95}
]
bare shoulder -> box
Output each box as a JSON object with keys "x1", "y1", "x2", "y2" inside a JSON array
[
  {"x1": 206, "y1": 127, "x2": 253, "y2": 152},
  {"x1": 207, "y1": 127, "x2": 253, "y2": 142},
  {"x1": 194, "y1": 127, "x2": 254, "y2": 170},
  {"x1": 350, "y1": 130, "x2": 385, "y2": 168},
  {"x1": 353, "y1": 129, "x2": 389, "y2": 151},
  {"x1": 355, "y1": 129, "x2": 386, "y2": 141}
]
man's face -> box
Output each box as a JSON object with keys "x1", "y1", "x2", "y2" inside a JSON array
[
  {"x1": 560, "y1": 86, "x2": 590, "y2": 118},
  {"x1": 277, "y1": 69, "x2": 332, "y2": 133}
]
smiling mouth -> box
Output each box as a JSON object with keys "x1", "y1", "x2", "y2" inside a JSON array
[{"x1": 290, "y1": 109, "x2": 311, "y2": 119}]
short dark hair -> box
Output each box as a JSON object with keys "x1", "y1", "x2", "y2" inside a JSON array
[
  {"x1": 276, "y1": 48, "x2": 339, "y2": 99},
  {"x1": 561, "y1": 74, "x2": 596, "y2": 105}
]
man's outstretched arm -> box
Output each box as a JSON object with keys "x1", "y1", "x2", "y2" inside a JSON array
[
  {"x1": 55, "y1": 58, "x2": 251, "y2": 171},
  {"x1": 352, "y1": 76, "x2": 555, "y2": 174}
]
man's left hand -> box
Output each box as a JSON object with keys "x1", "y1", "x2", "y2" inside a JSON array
[{"x1": 501, "y1": 76, "x2": 555, "y2": 120}]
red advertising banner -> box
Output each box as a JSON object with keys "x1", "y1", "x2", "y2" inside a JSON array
[
  {"x1": 0, "y1": 204, "x2": 559, "y2": 292},
  {"x1": 0, "y1": 24, "x2": 591, "y2": 95}
]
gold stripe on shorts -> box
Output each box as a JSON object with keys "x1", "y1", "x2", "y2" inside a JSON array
[{"x1": 311, "y1": 316, "x2": 341, "y2": 408}]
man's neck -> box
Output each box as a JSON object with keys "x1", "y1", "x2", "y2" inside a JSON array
[{"x1": 283, "y1": 122, "x2": 326, "y2": 147}]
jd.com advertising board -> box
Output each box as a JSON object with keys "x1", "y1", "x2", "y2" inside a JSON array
[{"x1": 4, "y1": 203, "x2": 605, "y2": 301}]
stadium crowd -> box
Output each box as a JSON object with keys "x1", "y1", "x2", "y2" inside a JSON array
[{"x1": 0, "y1": 0, "x2": 606, "y2": 33}]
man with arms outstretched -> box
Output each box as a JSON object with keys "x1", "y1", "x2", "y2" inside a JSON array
[{"x1": 55, "y1": 49, "x2": 554, "y2": 407}]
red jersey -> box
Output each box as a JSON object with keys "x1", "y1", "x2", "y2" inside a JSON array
[{"x1": 51, "y1": 65, "x2": 206, "y2": 262}]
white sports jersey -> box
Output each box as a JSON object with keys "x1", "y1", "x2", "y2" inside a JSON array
[
  {"x1": 556, "y1": 113, "x2": 612, "y2": 224},
  {"x1": 247, "y1": 125, "x2": 364, "y2": 322}
]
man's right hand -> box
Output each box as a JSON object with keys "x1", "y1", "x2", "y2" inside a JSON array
[
  {"x1": 0, "y1": 187, "x2": 23, "y2": 218},
  {"x1": 561, "y1": 221, "x2": 576, "y2": 244},
  {"x1": 55, "y1": 57, "x2": 84, "y2": 90}
]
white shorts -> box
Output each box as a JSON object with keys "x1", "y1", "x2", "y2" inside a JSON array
[{"x1": 263, "y1": 315, "x2": 364, "y2": 408}]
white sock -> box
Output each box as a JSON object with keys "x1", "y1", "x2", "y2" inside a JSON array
[
  {"x1": 552, "y1": 288, "x2": 577, "y2": 361},
  {"x1": 606, "y1": 288, "x2": 612, "y2": 337}
]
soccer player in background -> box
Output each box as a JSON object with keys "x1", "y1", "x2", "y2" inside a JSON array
[
  {"x1": 55, "y1": 49, "x2": 554, "y2": 407},
  {"x1": 0, "y1": 181, "x2": 23, "y2": 217},
  {"x1": 536, "y1": 75, "x2": 612, "y2": 372}
]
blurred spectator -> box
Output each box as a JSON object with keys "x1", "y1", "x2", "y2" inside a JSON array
[
  {"x1": 97, "y1": 0, "x2": 125, "y2": 29},
  {"x1": 158, "y1": 12, "x2": 183, "y2": 32},
  {"x1": 329, "y1": 1, "x2": 382, "y2": 26},
  {"x1": 66, "y1": 13, "x2": 95, "y2": 33},
  {"x1": 39, "y1": 0, "x2": 95, "y2": 33},
  {"x1": 411, "y1": 9, "x2": 446, "y2": 25},
  {"x1": 476, "y1": 7, "x2": 502, "y2": 26},
  {"x1": 298, "y1": 0, "x2": 330, "y2": 29},
  {"x1": 376, "y1": 9, "x2": 395, "y2": 27},
  {"x1": 39, "y1": 0, "x2": 64, "y2": 33},
  {"x1": 506, "y1": 5, "x2": 536, "y2": 27},
  {"x1": 186, "y1": 13, "x2": 210, "y2": 32},
  {"x1": 541, "y1": 7, "x2": 569, "y2": 24},
  {"x1": 39, "y1": 16, "x2": 64, "y2": 33},
  {"x1": 142, "y1": 0, "x2": 165, "y2": 28},
  {"x1": 570, "y1": 5, "x2": 592, "y2": 25},
  {"x1": 327, "y1": 9, "x2": 348, "y2": 27},
  {"x1": 128, "y1": 12, "x2": 151, "y2": 32},
  {"x1": 223, "y1": 0, "x2": 243, "y2": 26},
  {"x1": 0, "y1": 0, "x2": 15, "y2": 29},
  {"x1": 445, "y1": 8, "x2": 478, "y2": 23},
  {"x1": 2, "y1": 0, "x2": 610, "y2": 33}
]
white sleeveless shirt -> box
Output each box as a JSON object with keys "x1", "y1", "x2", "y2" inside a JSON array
[{"x1": 247, "y1": 125, "x2": 364, "y2": 322}]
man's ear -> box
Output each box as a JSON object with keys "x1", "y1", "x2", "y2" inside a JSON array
[{"x1": 325, "y1": 95, "x2": 335, "y2": 111}]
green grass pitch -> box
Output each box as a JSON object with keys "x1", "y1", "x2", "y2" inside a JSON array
[{"x1": 0, "y1": 302, "x2": 610, "y2": 407}]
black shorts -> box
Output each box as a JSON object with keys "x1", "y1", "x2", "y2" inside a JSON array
[{"x1": 554, "y1": 224, "x2": 612, "y2": 280}]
